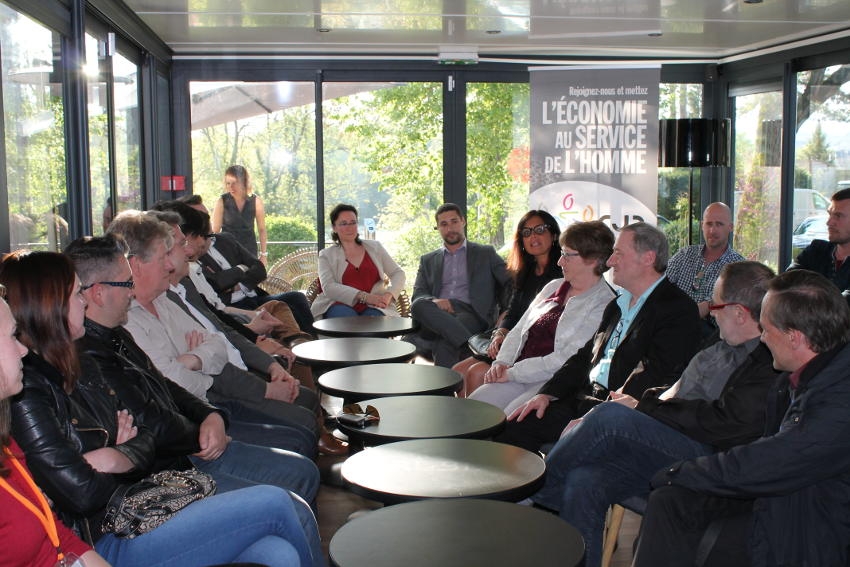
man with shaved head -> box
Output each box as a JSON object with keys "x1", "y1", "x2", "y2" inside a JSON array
[{"x1": 665, "y1": 202, "x2": 743, "y2": 335}]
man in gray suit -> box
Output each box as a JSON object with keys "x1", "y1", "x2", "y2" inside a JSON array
[{"x1": 408, "y1": 203, "x2": 511, "y2": 367}]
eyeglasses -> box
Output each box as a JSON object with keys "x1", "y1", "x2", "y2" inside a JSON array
[
  {"x1": 335, "y1": 220, "x2": 358, "y2": 228},
  {"x1": 708, "y1": 302, "x2": 750, "y2": 313},
  {"x1": 520, "y1": 224, "x2": 549, "y2": 238},
  {"x1": 81, "y1": 279, "x2": 135, "y2": 291},
  {"x1": 560, "y1": 250, "x2": 581, "y2": 258}
]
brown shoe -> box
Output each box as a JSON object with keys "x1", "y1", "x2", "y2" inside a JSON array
[{"x1": 318, "y1": 432, "x2": 349, "y2": 456}]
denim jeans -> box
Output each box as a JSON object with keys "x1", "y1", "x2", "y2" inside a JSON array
[
  {"x1": 324, "y1": 303, "x2": 384, "y2": 318},
  {"x1": 95, "y1": 485, "x2": 313, "y2": 567},
  {"x1": 532, "y1": 402, "x2": 712, "y2": 567},
  {"x1": 189, "y1": 439, "x2": 323, "y2": 565}
]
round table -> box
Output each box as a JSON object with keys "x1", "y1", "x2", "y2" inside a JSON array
[
  {"x1": 318, "y1": 363, "x2": 462, "y2": 403},
  {"x1": 292, "y1": 338, "x2": 416, "y2": 371},
  {"x1": 341, "y1": 438, "x2": 545, "y2": 504},
  {"x1": 335, "y1": 395, "x2": 505, "y2": 446},
  {"x1": 312, "y1": 316, "x2": 417, "y2": 338},
  {"x1": 329, "y1": 498, "x2": 584, "y2": 567}
]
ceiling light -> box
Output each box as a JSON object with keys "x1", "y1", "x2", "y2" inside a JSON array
[
  {"x1": 486, "y1": 30, "x2": 501, "y2": 35},
  {"x1": 317, "y1": 28, "x2": 331, "y2": 33},
  {"x1": 648, "y1": 32, "x2": 663, "y2": 37},
  {"x1": 743, "y1": 0, "x2": 763, "y2": 3}
]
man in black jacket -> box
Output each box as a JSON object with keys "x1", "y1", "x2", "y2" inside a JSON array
[
  {"x1": 531, "y1": 261, "x2": 778, "y2": 567},
  {"x1": 496, "y1": 223, "x2": 701, "y2": 452},
  {"x1": 66, "y1": 234, "x2": 325, "y2": 563},
  {"x1": 634, "y1": 269, "x2": 850, "y2": 567},
  {"x1": 67, "y1": 234, "x2": 320, "y2": 492},
  {"x1": 788, "y1": 188, "x2": 850, "y2": 304}
]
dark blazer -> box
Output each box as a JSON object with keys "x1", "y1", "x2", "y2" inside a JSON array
[
  {"x1": 539, "y1": 277, "x2": 701, "y2": 402},
  {"x1": 637, "y1": 342, "x2": 779, "y2": 451},
  {"x1": 197, "y1": 232, "x2": 267, "y2": 304},
  {"x1": 655, "y1": 343, "x2": 850, "y2": 567},
  {"x1": 788, "y1": 239, "x2": 850, "y2": 304},
  {"x1": 411, "y1": 240, "x2": 511, "y2": 325}
]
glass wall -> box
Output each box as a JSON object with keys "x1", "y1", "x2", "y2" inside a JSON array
[
  {"x1": 657, "y1": 83, "x2": 704, "y2": 255},
  {"x1": 466, "y1": 82, "x2": 529, "y2": 256},
  {"x1": 189, "y1": 80, "x2": 319, "y2": 267},
  {"x1": 733, "y1": 89, "x2": 783, "y2": 270},
  {"x1": 791, "y1": 65, "x2": 850, "y2": 260},
  {"x1": 321, "y1": 81, "x2": 443, "y2": 284},
  {"x1": 86, "y1": 33, "x2": 143, "y2": 234},
  {"x1": 1, "y1": 2, "x2": 67, "y2": 251}
]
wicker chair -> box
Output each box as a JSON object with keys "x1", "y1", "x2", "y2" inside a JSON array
[
  {"x1": 261, "y1": 247, "x2": 319, "y2": 293},
  {"x1": 305, "y1": 276, "x2": 411, "y2": 317}
]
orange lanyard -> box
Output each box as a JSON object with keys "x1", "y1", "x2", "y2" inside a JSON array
[{"x1": 0, "y1": 447, "x2": 64, "y2": 564}]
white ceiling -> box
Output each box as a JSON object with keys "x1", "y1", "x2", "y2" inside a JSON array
[{"x1": 122, "y1": 0, "x2": 850, "y2": 62}]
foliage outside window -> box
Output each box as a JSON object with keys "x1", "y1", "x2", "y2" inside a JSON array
[{"x1": 1, "y1": 3, "x2": 67, "y2": 251}]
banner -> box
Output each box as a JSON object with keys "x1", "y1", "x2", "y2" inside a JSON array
[{"x1": 530, "y1": 66, "x2": 660, "y2": 231}]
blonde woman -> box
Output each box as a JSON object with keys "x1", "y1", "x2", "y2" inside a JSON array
[{"x1": 212, "y1": 164, "x2": 268, "y2": 265}]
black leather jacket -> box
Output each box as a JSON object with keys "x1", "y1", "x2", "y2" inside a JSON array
[
  {"x1": 77, "y1": 318, "x2": 228, "y2": 471},
  {"x1": 11, "y1": 351, "x2": 156, "y2": 542}
]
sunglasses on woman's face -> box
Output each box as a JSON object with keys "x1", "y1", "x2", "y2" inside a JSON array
[{"x1": 520, "y1": 224, "x2": 549, "y2": 238}]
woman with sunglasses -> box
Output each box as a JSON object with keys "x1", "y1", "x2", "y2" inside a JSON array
[
  {"x1": 468, "y1": 221, "x2": 616, "y2": 413},
  {"x1": 454, "y1": 210, "x2": 563, "y2": 396},
  {"x1": 2, "y1": 251, "x2": 313, "y2": 567},
  {"x1": 311, "y1": 203, "x2": 405, "y2": 319}
]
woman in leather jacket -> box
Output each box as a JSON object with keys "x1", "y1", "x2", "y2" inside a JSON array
[{"x1": 2, "y1": 251, "x2": 313, "y2": 567}]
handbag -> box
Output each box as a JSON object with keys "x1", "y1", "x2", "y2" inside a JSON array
[
  {"x1": 102, "y1": 469, "x2": 216, "y2": 538},
  {"x1": 467, "y1": 332, "x2": 493, "y2": 363}
]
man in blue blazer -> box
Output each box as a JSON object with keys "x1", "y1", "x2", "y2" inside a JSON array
[{"x1": 409, "y1": 203, "x2": 511, "y2": 367}]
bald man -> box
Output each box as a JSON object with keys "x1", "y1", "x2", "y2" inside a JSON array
[{"x1": 665, "y1": 203, "x2": 743, "y2": 333}]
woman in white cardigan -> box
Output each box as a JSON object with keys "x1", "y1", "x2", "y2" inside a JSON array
[
  {"x1": 311, "y1": 204, "x2": 405, "y2": 319},
  {"x1": 469, "y1": 221, "x2": 615, "y2": 415}
]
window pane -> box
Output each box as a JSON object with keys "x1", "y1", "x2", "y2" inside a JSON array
[
  {"x1": 86, "y1": 33, "x2": 111, "y2": 234},
  {"x1": 322, "y1": 81, "x2": 443, "y2": 286},
  {"x1": 733, "y1": 90, "x2": 783, "y2": 271},
  {"x1": 190, "y1": 80, "x2": 318, "y2": 268},
  {"x1": 657, "y1": 83, "x2": 703, "y2": 255},
  {"x1": 791, "y1": 65, "x2": 850, "y2": 261},
  {"x1": 1, "y1": 3, "x2": 67, "y2": 251},
  {"x1": 466, "y1": 82, "x2": 529, "y2": 254},
  {"x1": 112, "y1": 52, "x2": 142, "y2": 217}
]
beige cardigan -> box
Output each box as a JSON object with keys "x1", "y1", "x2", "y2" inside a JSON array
[{"x1": 311, "y1": 239, "x2": 406, "y2": 318}]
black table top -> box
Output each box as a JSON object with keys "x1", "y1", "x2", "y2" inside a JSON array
[
  {"x1": 329, "y1": 498, "x2": 583, "y2": 567},
  {"x1": 335, "y1": 395, "x2": 505, "y2": 446},
  {"x1": 318, "y1": 363, "x2": 462, "y2": 402},
  {"x1": 312, "y1": 316, "x2": 417, "y2": 338},
  {"x1": 341, "y1": 438, "x2": 545, "y2": 504},
  {"x1": 292, "y1": 338, "x2": 416, "y2": 369}
]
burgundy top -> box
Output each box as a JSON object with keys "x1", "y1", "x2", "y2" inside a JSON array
[
  {"x1": 516, "y1": 281, "x2": 571, "y2": 362},
  {"x1": 339, "y1": 252, "x2": 381, "y2": 313}
]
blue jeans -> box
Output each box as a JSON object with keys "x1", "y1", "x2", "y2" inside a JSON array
[
  {"x1": 227, "y1": 418, "x2": 317, "y2": 458},
  {"x1": 324, "y1": 303, "x2": 384, "y2": 318},
  {"x1": 189, "y1": 439, "x2": 323, "y2": 565},
  {"x1": 532, "y1": 402, "x2": 712, "y2": 567},
  {"x1": 95, "y1": 485, "x2": 312, "y2": 567}
]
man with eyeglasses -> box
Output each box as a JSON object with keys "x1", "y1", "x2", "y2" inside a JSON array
[
  {"x1": 633, "y1": 269, "x2": 850, "y2": 567},
  {"x1": 407, "y1": 203, "x2": 511, "y2": 367},
  {"x1": 665, "y1": 202, "x2": 743, "y2": 335},
  {"x1": 530, "y1": 261, "x2": 778, "y2": 567},
  {"x1": 495, "y1": 222, "x2": 701, "y2": 453},
  {"x1": 788, "y1": 188, "x2": 850, "y2": 305}
]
